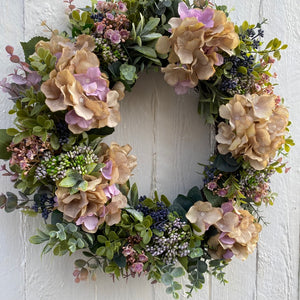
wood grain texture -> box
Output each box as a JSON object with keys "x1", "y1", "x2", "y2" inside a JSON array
[{"x1": 0, "y1": 0, "x2": 299, "y2": 299}]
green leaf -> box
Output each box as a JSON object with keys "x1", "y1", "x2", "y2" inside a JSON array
[
  {"x1": 113, "y1": 253, "x2": 127, "y2": 268},
  {"x1": 171, "y1": 267, "x2": 185, "y2": 278},
  {"x1": 0, "y1": 129, "x2": 13, "y2": 160},
  {"x1": 74, "y1": 259, "x2": 86, "y2": 268},
  {"x1": 197, "y1": 260, "x2": 208, "y2": 273},
  {"x1": 125, "y1": 208, "x2": 143, "y2": 222},
  {"x1": 51, "y1": 210, "x2": 63, "y2": 225},
  {"x1": 213, "y1": 153, "x2": 240, "y2": 172},
  {"x1": 21, "y1": 36, "x2": 49, "y2": 63},
  {"x1": 203, "y1": 188, "x2": 225, "y2": 207},
  {"x1": 87, "y1": 126, "x2": 114, "y2": 137},
  {"x1": 0, "y1": 194, "x2": 6, "y2": 207},
  {"x1": 29, "y1": 235, "x2": 48, "y2": 244},
  {"x1": 141, "y1": 33, "x2": 162, "y2": 42},
  {"x1": 161, "y1": 273, "x2": 174, "y2": 286},
  {"x1": 132, "y1": 46, "x2": 157, "y2": 58},
  {"x1": 172, "y1": 281, "x2": 182, "y2": 291},
  {"x1": 189, "y1": 248, "x2": 203, "y2": 259},
  {"x1": 96, "y1": 246, "x2": 106, "y2": 256},
  {"x1": 6, "y1": 128, "x2": 19, "y2": 136},
  {"x1": 166, "y1": 287, "x2": 174, "y2": 294},
  {"x1": 142, "y1": 229, "x2": 152, "y2": 244},
  {"x1": 187, "y1": 186, "x2": 203, "y2": 202},
  {"x1": 59, "y1": 176, "x2": 78, "y2": 188},
  {"x1": 130, "y1": 183, "x2": 139, "y2": 207},
  {"x1": 50, "y1": 134, "x2": 60, "y2": 150},
  {"x1": 5, "y1": 192, "x2": 18, "y2": 213},
  {"x1": 141, "y1": 18, "x2": 160, "y2": 35}
]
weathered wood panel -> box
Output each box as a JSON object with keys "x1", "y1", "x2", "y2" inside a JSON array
[{"x1": 0, "y1": 0, "x2": 298, "y2": 299}]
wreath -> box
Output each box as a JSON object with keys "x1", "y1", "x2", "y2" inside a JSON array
[{"x1": 0, "y1": 0, "x2": 293, "y2": 298}]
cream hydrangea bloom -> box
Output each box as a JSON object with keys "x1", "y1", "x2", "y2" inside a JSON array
[
  {"x1": 155, "y1": 4, "x2": 239, "y2": 94},
  {"x1": 216, "y1": 94, "x2": 289, "y2": 170},
  {"x1": 39, "y1": 34, "x2": 125, "y2": 134}
]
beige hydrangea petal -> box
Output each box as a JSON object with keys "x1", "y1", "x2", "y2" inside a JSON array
[
  {"x1": 252, "y1": 94, "x2": 275, "y2": 119},
  {"x1": 155, "y1": 36, "x2": 171, "y2": 54}
]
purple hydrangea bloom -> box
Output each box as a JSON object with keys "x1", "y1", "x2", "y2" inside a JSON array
[
  {"x1": 178, "y1": 2, "x2": 214, "y2": 28},
  {"x1": 65, "y1": 109, "x2": 93, "y2": 129},
  {"x1": 76, "y1": 214, "x2": 99, "y2": 231},
  {"x1": 101, "y1": 160, "x2": 113, "y2": 179},
  {"x1": 74, "y1": 67, "x2": 109, "y2": 101},
  {"x1": 103, "y1": 184, "x2": 120, "y2": 199}
]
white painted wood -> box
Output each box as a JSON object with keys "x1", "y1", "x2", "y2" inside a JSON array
[
  {"x1": 0, "y1": 1, "x2": 26, "y2": 300},
  {"x1": 0, "y1": 0, "x2": 298, "y2": 300}
]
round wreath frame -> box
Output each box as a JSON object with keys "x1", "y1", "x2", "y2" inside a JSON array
[{"x1": 0, "y1": 0, "x2": 293, "y2": 298}]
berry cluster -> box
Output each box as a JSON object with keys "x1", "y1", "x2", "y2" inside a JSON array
[
  {"x1": 136, "y1": 197, "x2": 169, "y2": 231},
  {"x1": 55, "y1": 121, "x2": 71, "y2": 145},
  {"x1": 32, "y1": 193, "x2": 56, "y2": 220},
  {"x1": 146, "y1": 218, "x2": 190, "y2": 265}
]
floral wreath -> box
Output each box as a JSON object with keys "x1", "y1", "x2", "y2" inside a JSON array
[{"x1": 0, "y1": 0, "x2": 293, "y2": 298}]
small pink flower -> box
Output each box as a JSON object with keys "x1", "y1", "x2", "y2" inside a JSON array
[
  {"x1": 110, "y1": 31, "x2": 121, "y2": 44},
  {"x1": 138, "y1": 253, "x2": 148, "y2": 263},
  {"x1": 130, "y1": 262, "x2": 144, "y2": 274},
  {"x1": 122, "y1": 246, "x2": 135, "y2": 257},
  {"x1": 96, "y1": 23, "x2": 105, "y2": 34},
  {"x1": 217, "y1": 188, "x2": 228, "y2": 197},
  {"x1": 118, "y1": 2, "x2": 127, "y2": 12},
  {"x1": 207, "y1": 181, "x2": 217, "y2": 191},
  {"x1": 106, "y1": 12, "x2": 114, "y2": 20}
]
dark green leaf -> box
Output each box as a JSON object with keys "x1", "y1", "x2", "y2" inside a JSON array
[
  {"x1": 74, "y1": 259, "x2": 86, "y2": 268},
  {"x1": 0, "y1": 129, "x2": 13, "y2": 160},
  {"x1": 113, "y1": 253, "x2": 126, "y2": 268},
  {"x1": 5, "y1": 192, "x2": 18, "y2": 213},
  {"x1": 51, "y1": 210, "x2": 63, "y2": 225},
  {"x1": 213, "y1": 153, "x2": 240, "y2": 172},
  {"x1": 203, "y1": 188, "x2": 225, "y2": 207}
]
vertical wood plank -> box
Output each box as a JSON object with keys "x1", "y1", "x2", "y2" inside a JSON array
[
  {"x1": 254, "y1": 1, "x2": 300, "y2": 299},
  {"x1": 0, "y1": 0, "x2": 298, "y2": 299},
  {"x1": 0, "y1": 0, "x2": 26, "y2": 299}
]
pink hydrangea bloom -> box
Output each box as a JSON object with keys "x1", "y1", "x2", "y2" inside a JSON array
[
  {"x1": 221, "y1": 201, "x2": 233, "y2": 213},
  {"x1": 219, "y1": 232, "x2": 235, "y2": 245},
  {"x1": 65, "y1": 109, "x2": 93, "y2": 129},
  {"x1": 174, "y1": 80, "x2": 194, "y2": 95},
  {"x1": 74, "y1": 67, "x2": 109, "y2": 101},
  {"x1": 76, "y1": 214, "x2": 99, "y2": 231},
  {"x1": 103, "y1": 184, "x2": 120, "y2": 199},
  {"x1": 223, "y1": 249, "x2": 234, "y2": 259},
  {"x1": 101, "y1": 160, "x2": 113, "y2": 179},
  {"x1": 178, "y1": 2, "x2": 214, "y2": 28}
]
